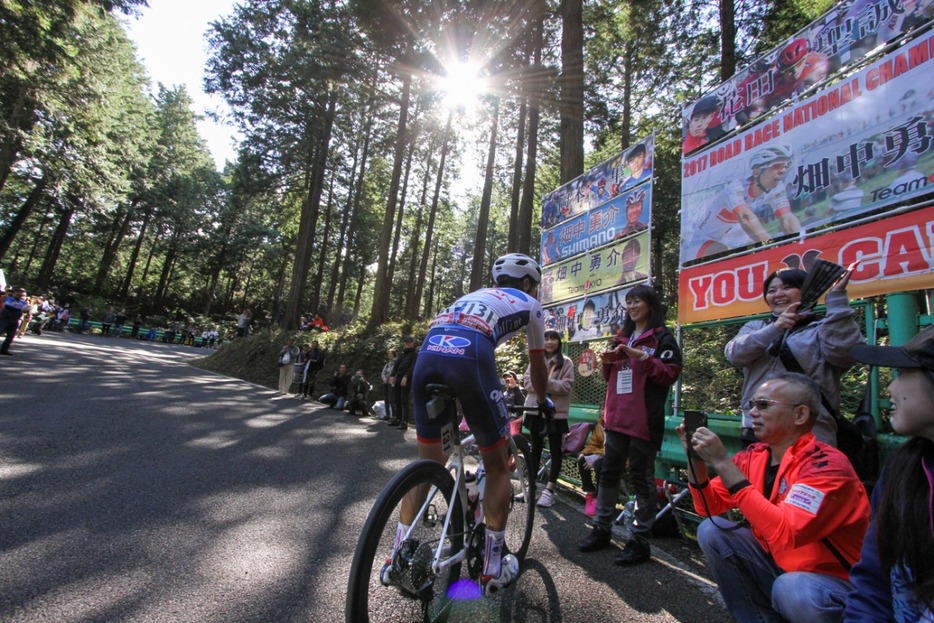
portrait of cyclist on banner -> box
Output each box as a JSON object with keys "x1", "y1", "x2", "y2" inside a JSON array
[
  {"x1": 682, "y1": 95, "x2": 726, "y2": 154},
  {"x1": 764, "y1": 38, "x2": 829, "y2": 110},
  {"x1": 400, "y1": 253, "x2": 554, "y2": 595},
  {"x1": 689, "y1": 145, "x2": 803, "y2": 260}
]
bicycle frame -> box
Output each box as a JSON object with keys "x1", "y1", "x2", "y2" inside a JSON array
[
  {"x1": 396, "y1": 400, "x2": 527, "y2": 580},
  {"x1": 395, "y1": 401, "x2": 483, "y2": 579}
]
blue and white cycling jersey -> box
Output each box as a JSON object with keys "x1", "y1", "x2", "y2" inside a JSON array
[
  {"x1": 415, "y1": 287, "x2": 546, "y2": 450},
  {"x1": 429, "y1": 287, "x2": 545, "y2": 352}
]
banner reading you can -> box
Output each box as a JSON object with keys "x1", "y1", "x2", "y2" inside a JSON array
[{"x1": 678, "y1": 205, "x2": 934, "y2": 323}]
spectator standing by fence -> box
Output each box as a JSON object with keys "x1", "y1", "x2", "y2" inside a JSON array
[
  {"x1": 101, "y1": 308, "x2": 116, "y2": 337},
  {"x1": 113, "y1": 309, "x2": 127, "y2": 337},
  {"x1": 578, "y1": 284, "x2": 682, "y2": 565},
  {"x1": 522, "y1": 329, "x2": 575, "y2": 508},
  {"x1": 725, "y1": 265, "x2": 863, "y2": 447}
]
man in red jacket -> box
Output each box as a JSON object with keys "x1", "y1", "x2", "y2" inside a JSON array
[{"x1": 680, "y1": 372, "x2": 869, "y2": 623}]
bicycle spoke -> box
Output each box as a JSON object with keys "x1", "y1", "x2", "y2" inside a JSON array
[{"x1": 346, "y1": 461, "x2": 465, "y2": 623}]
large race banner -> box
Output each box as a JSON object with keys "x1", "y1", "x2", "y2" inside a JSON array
[
  {"x1": 542, "y1": 133, "x2": 655, "y2": 229},
  {"x1": 681, "y1": 0, "x2": 934, "y2": 155},
  {"x1": 541, "y1": 184, "x2": 652, "y2": 266},
  {"x1": 680, "y1": 29, "x2": 934, "y2": 266},
  {"x1": 678, "y1": 205, "x2": 934, "y2": 323},
  {"x1": 544, "y1": 286, "x2": 634, "y2": 343}
]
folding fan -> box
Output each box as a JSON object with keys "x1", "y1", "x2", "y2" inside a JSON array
[{"x1": 798, "y1": 259, "x2": 846, "y2": 312}]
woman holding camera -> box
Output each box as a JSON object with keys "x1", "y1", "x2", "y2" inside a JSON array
[{"x1": 577, "y1": 284, "x2": 681, "y2": 565}]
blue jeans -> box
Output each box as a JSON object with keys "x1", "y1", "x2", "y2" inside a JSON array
[
  {"x1": 320, "y1": 393, "x2": 346, "y2": 410},
  {"x1": 697, "y1": 519, "x2": 853, "y2": 623}
]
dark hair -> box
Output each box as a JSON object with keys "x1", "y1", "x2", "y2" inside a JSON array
[
  {"x1": 544, "y1": 329, "x2": 566, "y2": 369},
  {"x1": 627, "y1": 143, "x2": 646, "y2": 160},
  {"x1": 877, "y1": 437, "x2": 934, "y2": 612},
  {"x1": 762, "y1": 268, "x2": 806, "y2": 302},
  {"x1": 765, "y1": 371, "x2": 821, "y2": 423},
  {"x1": 621, "y1": 284, "x2": 665, "y2": 335}
]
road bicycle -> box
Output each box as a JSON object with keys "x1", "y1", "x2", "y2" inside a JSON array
[{"x1": 346, "y1": 384, "x2": 537, "y2": 622}]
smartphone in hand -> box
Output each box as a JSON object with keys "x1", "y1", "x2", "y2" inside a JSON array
[{"x1": 683, "y1": 410, "x2": 708, "y2": 460}]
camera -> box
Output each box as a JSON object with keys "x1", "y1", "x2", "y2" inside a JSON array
[{"x1": 683, "y1": 410, "x2": 708, "y2": 461}]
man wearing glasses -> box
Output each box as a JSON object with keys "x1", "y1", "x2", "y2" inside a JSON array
[{"x1": 677, "y1": 372, "x2": 869, "y2": 623}]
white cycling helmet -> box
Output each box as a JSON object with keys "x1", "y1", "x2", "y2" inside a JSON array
[
  {"x1": 491, "y1": 253, "x2": 542, "y2": 285},
  {"x1": 749, "y1": 145, "x2": 794, "y2": 169}
]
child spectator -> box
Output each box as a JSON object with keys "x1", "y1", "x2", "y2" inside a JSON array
[{"x1": 577, "y1": 414, "x2": 606, "y2": 517}]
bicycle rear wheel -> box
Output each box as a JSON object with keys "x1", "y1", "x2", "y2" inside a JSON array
[
  {"x1": 346, "y1": 460, "x2": 465, "y2": 623},
  {"x1": 503, "y1": 435, "x2": 535, "y2": 562}
]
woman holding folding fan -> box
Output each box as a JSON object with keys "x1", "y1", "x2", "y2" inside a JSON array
[{"x1": 724, "y1": 260, "x2": 864, "y2": 447}]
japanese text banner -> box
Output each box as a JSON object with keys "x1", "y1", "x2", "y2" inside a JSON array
[
  {"x1": 542, "y1": 133, "x2": 655, "y2": 230},
  {"x1": 541, "y1": 232, "x2": 650, "y2": 306},
  {"x1": 544, "y1": 287, "x2": 633, "y2": 343},
  {"x1": 540, "y1": 185, "x2": 652, "y2": 266},
  {"x1": 681, "y1": 0, "x2": 934, "y2": 155},
  {"x1": 680, "y1": 29, "x2": 934, "y2": 266},
  {"x1": 678, "y1": 205, "x2": 934, "y2": 323}
]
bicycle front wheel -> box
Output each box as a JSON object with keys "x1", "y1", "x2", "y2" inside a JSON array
[
  {"x1": 346, "y1": 460, "x2": 465, "y2": 623},
  {"x1": 503, "y1": 435, "x2": 535, "y2": 562}
]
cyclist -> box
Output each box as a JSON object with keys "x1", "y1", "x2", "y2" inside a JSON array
[
  {"x1": 689, "y1": 144, "x2": 802, "y2": 260},
  {"x1": 397, "y1": 253, "x2": 554, "y2": 596}
]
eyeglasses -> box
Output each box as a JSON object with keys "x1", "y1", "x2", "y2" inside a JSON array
[{"x1": 747, "y1": 399, "x2": 801, "y2": 411}]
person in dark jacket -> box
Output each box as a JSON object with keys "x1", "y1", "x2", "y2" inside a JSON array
[
  {"x1": 387, "y1": 336, "x2": 418, "y2": 431},
  {"x1": 319, "y1": 364, "x2": 350, "y2": 410},
  {"x1": 0, "y1": 288, "x2": 30, "y2": 355},
  {"x1": 578, "y1": 284, "x2": 682, "y2": 565},
  {"x1": 347, "y1": 369, "x2": 373, "y2": 416},
  {"x1": 845, "y1": 327, "x2": 934, "y2": 622},
  {"x1": 302, "y1": 340, "x2": 326, "y2": 399}
]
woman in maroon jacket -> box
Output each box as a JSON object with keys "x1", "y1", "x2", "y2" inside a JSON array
[{"x1": 577, "y1": 284, "x2": 682, "y2": 565}]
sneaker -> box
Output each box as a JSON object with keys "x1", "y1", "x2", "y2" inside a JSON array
[
  {"x1": 536, "y1": 488, "x2": 554, "y2": 508},
  {"x1": 577, "y1": 526, "x2": 612, "y2": 552},
  {"x1": 398, "y1": 422, "x2": 408, "y2": 431},
  {"x1": 584, "y1": 493, "x2": 597, "y2": 517},
  {"x1": 386, "y1": 418, "x2": 400, "y2": 426},
  {"x1": 482, "y1": 554, "x2": 519, "y2": 596},
  {"x1": 615, "y1": 536, "x2": 651, "y2": 566}
]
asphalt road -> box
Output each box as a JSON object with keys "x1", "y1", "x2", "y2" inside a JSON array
[{"x1": 0, "y1": 331, "x2": 731, "y2": 623}]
